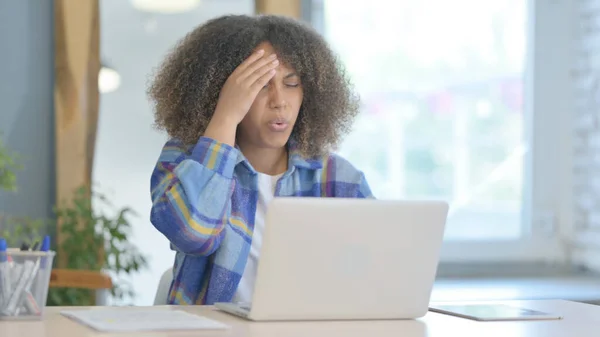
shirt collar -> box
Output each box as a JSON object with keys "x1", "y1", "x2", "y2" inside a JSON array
[{"x1": 234, "y1": 137, "x2": 323, "y2": 174}]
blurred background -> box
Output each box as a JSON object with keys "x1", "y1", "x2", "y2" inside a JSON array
[{"x1": 1, "y1": 0, "x2": 599, "y2": 307}]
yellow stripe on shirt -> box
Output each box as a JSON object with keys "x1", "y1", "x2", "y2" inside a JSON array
[
  {"x1": 230, "y1": 216, "x2": 252, "y2": 236},
  {"x1": 206, "y1": 142, "x2": 222, "y2": 170},
  {"x1": 170, "y1": 187, "x2": 222, "y2": 236}
]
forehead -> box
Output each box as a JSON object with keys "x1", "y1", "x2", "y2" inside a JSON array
[
  {"x1": 253, "y1": 41, "x2": 297, "y2": 74},
  {"x1": 253, "y1": 41, "x2": 276, "y2": 54}
]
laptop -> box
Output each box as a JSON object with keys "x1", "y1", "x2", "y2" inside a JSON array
[{"x1": 215, "y1": 197, "x2": 449, "y2": 321}]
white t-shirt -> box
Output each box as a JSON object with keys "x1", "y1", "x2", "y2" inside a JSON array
[{"x1": 231, "y1": 172, "x2": 281, "y2": 304}]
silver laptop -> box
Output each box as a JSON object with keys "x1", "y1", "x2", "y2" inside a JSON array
[{"x1": 215, "y1": 197, "x2": 448, "y2": 321}]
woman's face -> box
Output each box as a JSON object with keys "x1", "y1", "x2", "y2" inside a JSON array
[{"x1": 236, "y1": 42, "x2": 304, "y2": 150}]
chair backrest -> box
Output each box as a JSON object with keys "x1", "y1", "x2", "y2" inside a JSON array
[{"x1": 154, "y1": 267, "x2": 173, "y2": 305}]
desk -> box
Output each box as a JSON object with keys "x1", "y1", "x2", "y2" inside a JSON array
[{"x1": 2, "y1": 300, "x2": 599, "y2": 337}]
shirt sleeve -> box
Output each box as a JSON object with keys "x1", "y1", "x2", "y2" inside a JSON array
[
  {"x1": 150, "y1": 137, "x2": 239, "y2": 256},
  {"x1": 321, "y1": 154, "x2": 375, "y2": 199}
]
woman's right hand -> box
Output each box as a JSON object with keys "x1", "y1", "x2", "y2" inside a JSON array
[{"x1": 204, "y1": 49, "x2": 279, "y2": 146}]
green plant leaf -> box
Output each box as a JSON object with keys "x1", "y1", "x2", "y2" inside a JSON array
[
  {"x1": 44, "y1": 184, "x2": 149, "y2": 305},
  {"x1": 3, "y1": 180, "x2": 149, "y2": 306},
  {"x1": 0, "y1": 135, "x2": 22, "y2": 192}
]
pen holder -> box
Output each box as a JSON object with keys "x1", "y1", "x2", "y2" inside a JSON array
[{"x1": 0, "y1": 249, "x2": 55, "y2": 320}]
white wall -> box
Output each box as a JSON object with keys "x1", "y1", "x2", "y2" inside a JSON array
[
  {"x1": 94, "y1": 0, "x2": 254, "y2": 305},
  {"x1": 572, "y1": 0, "x2": 600, "y2": 272}
]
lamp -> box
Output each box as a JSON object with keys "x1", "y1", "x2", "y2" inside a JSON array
[
  {"x1": 130, "y1": 0, "x2": 201, "y2": 14},
  {"x1": 99, "y1": 64, "x2": 121, "y2": 94}
]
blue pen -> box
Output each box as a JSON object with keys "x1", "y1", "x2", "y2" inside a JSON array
[
  {"x1": 36, "y1": 236, "x2": 50, "y2": 296},
  {"x1": 40, "y1": 236, "x2": 50, "y2": 252},
  {"x1": 0, "y1": 239, "x2": 12, "y2": 314}
]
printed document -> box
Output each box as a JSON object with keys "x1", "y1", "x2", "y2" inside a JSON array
[{"x1": 60, "y1": 308, "x2": 229, "y2": 332}]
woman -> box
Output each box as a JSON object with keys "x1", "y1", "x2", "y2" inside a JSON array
[{"x1": 148, "y1": 14, "x2": 374, "y2": 305}]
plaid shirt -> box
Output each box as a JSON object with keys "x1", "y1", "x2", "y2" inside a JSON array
[{"x1": 150, "y1": 136, "x2": 373, "y2": 305}]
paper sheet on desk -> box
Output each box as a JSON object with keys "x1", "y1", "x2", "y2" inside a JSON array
[{"x1": 60, "y1": 309, "x2": 229, "y2": 332}]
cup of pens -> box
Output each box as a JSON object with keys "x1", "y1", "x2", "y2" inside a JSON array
[{"x1": 0, "y1": 236, "x2": 55, "y2": 320}]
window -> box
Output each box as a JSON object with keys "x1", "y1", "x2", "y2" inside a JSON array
[{"x1": 308, "y1": 0, "x2": 569, "y2": 263}]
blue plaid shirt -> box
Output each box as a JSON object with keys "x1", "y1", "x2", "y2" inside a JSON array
[{"x1": 150, "y1": 136, "x2": 373, "y2": 305}]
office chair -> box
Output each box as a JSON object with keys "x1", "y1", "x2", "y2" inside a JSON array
[{"x1": 153, "y1": 267, "x2": 173, "y2": 305}]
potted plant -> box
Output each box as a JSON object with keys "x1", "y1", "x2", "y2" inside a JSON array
[
  {"x1": 0, "y1": 136, "x2": 148, "y2": 305},
  {"x1": 47, "y1": 185, "x2": 148, "y2": 306}
]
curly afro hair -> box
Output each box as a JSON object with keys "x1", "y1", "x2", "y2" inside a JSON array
[{"x1": 148, "y1": 14, "x2": 360, "y2": 157}]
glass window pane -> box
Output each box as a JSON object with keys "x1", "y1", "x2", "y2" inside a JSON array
[{"x1": 321, "y1": 0, "x2": 527, "y2": 240}]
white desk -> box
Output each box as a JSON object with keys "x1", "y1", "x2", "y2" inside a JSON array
[{"x1": 1, "y1": 300, "x2": 599, "y2": 337}]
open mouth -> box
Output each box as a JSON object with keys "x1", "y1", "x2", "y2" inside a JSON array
[{"x1": 269, "y1": 120, "x2": 289, "y2": 132}]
